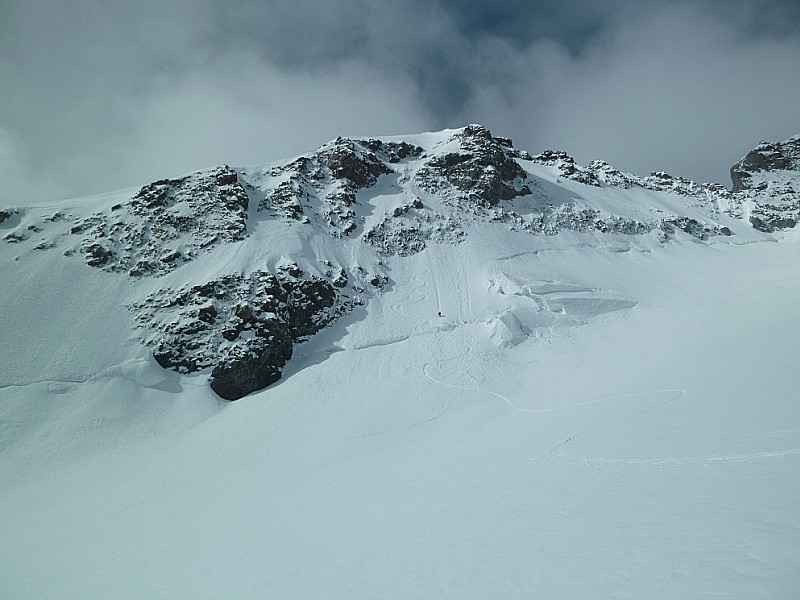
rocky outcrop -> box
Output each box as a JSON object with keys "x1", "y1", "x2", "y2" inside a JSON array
[
  {"x1": 748, "y1": 213, "x2": 797, "y2": 232},
  {"x1": 586, "y1": 161, "x2": 637, "y2": 188},
  {"x1": 660, "y1": 216, "x2": 730, "y2": 240},
  {"x1": 640, "y1": 171, "x2": 707, "y2": 197},
  {"x1": 528, "y1": 152, "x2": 654, "y2": 190},
  {"x1": 3, "y1": 232, "x2": 26, "y2": 243},
  {"x1": 416, "y1": 125, "x2": 531, "y2": 205},
  {"x1": 530, "y1": 151, "x2": 725, "y2": 206},
  {"x1": 362, "y1": 197, "x2": 465, "y2": 256},
  {"x1": 729, "y1": 136, "x2": 800, "y2": 230},
  {"x1": 252, "y1": 138, "x2": 422, "y2": 237},
  {"x1": 487, "y1": 200, "x2": 728, "y2": 241},
  {"x1": 66, "y1": 166, "x2": 249, "y2": 276},
  {"x1": 325, "y1": 137, "x2": 394, "y2": 189},
  {"x1": 731, "y1": 138, "x2": 800, "y2": 193},
  {"x1": 0, "y1": 209, "x2": 23, "y2": 238},
  {"x1": 131, "y1": 264, "x2": 355, "y2": 400},
  {"x1": 530, "y1": 150, "x2": 601, "y2": 186},
  {"x1": 525, "y1": 145, "x2": 800, "y2": 236}
]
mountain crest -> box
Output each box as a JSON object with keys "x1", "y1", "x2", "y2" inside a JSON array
[{"x1": 2, "y1": 126, "x2": 799, "y2": 398}]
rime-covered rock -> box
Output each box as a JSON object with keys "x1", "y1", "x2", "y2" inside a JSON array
[
  {"x1": 728, "y1": 136, "x2": 800, "y2": 231},
  {"x1": 54, "y1": 166, "x2": 251, "y2": 276},
  {"x1": 363, "y1": 199, "x2": 465, "y2": 256},
  {"x1": 416, "y1": 125, "x2": 531, "y2": 205},
  {"x1": 530, "y1": 150, "x2": 600, "y2": 186},
  {"x1": 131, "y1": 265, "x2": 353, "y2": 400},
  {"x1": 731, "y1": 138, "x2": 800, "y2": 193},
  {"x1": 248, "y1": 138, "x2": 420, "y2": 237}
]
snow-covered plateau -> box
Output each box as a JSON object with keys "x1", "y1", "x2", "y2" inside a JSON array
[{"x1": 1, "y1": 125, "x2": 799, "y2": 598}]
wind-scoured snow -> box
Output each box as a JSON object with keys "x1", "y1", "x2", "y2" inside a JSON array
[{"x1": 1, "y1": 127, "x2": 799, "y2": 599}]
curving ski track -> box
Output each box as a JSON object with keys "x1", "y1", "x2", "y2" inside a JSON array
[{"x1": 550, "y1": 390, "x2": 800, "y2": 466}]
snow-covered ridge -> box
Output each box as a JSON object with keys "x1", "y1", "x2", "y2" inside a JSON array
[{"x1": 1, "y1": 125, "x2": 798, "y2": 399}]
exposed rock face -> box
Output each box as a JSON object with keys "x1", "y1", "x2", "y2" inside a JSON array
[
  {"x1": 530, "y1": 150, "x2": 601, "y2": 186},
  {"x1": 530, "y1": 150, "x2": 722, "y2": 201},
  {"x1": 209, "y1": 327, "x2": 293, "y2": 401},
  {"x1": 131, "y1": 264, "x2": 353, "y2": 400},
  {"x1": 68, "y1": 166, "x2": 249, "y2": 276},
  {"x1": 250, "y1": 138, "x2": 421, "y2": 237},
  {"x1": 3, "y1": 232, "x2": 26, "y2": 243},
  {"x1": 641, "y1": 171, "x2": 707, "y2": 197},
  {"x1": 363, "y1": 198, "x2": 465, "y2": 256},
  {"x1": 586, "y1": 161, "x2": 637, "y2": 188},
  {"x1": 731, "y1": 138, "x2": 799, "y2": 192},
  {"x1": 417, "y1": 125, "x2": 531, "y2": 205},
  {"x1": 505, "y1": 135, "x2": 800, "y2": 234},
  {"x1": 0, "y1": 209, "x2": 22, "y2": 238},
  {"x1": 747, "y1": 214, "x2": 797, "y2": 232},
  {"x1": 487, "y1": 201, "x2": 726, "y2": 240},
  {"x1": 325, "y1": 137, "x2": 394, "y2": 189},
  {"x1": 729, "y1": 136, "x2": 800, "y2": 231}
]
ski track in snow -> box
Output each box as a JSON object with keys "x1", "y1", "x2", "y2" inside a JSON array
[
  {"x1": 391, "y1": 269, "x2": 429, "y2": 318},
  {"x1": 353, "y1": 253, "x2": 489, "y2": 438},
  {"x1": 418, "y1": 339, "x2": 796, "y2": 470},
  {"x1": 0, "y1": 359, "x2": 180, "y2": 391},
  {"x1": 0, "y1": 377, "x2": 91, "y2": 390},
  {"x1": 356, "y1": 267, "x2": 435, "y2": 351},
  {"x1": 426, "y1": 254, "x2": 443, "y2": 316},
  {"x1": 406, "y1": 262, "x2": 686, "y2": 456},
  {"x1": 344, "y1": 354, "x2": 455, "y2": 441},
  {"x1": 564, "y1": 448, "x2": 800, "y2": 466},
  {"x1": 547, "y1": 389, "x2": 685, "y2": 458},
  {"x1": 366, "y1": 257, "x2": 800, "y2": 465},
  {"x1": 348, "y1": 265, "x2": 450, "y2": 440},
  {"x1": 496, "y1": 251, "x2": 540, "y2": 261},
  {"x1": 420, "y1": 347, "x2": 470, "y2": 421},
  {"x1": 417, "y1": 258, "x2": 678, "y2": 421},
  {"x1": 419, "y1": 309, "x2": 797, "y2": 469},
  {"x1": 352, "y1": 335, "x2": 412, "y2": 351},
  {"x1": 422, "y1": 348, "x2": 515, "y2": 413},
  {"x1": 550, "y1": 390, "x2": 800, "y2": 466}
]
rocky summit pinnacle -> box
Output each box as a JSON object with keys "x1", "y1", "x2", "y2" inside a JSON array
[
  {"x1": 730, "y1": 136, "x2": 800, "y2": 192},
  {"x1": 729, "y1": 135, "x2": 800, "y2": 230}
]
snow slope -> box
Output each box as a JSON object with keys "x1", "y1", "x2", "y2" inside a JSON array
[{"x1": 1, "y1": 127, "x2": 799, "y2": 598}]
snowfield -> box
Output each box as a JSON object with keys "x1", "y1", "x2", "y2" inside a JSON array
[{"x1": 1, "y1": 128, "x2": 799, "y2": 598}]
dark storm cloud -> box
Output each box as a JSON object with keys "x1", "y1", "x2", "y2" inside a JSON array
[
  {"x1": 456, "y1": 1, "x2": 800, "y2": 183},
  {"x1": 1, "y1": 0, "x2": 798, "y2": 203}
]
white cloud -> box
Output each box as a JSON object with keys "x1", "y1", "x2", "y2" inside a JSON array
[
  {"x1": 0, "y1": 128, "x2": 67, "y2": 204},
  {"x1": 104, "y1": 53, "x2": 432, "y2": 186}
]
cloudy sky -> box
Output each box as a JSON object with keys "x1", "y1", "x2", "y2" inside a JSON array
[{"x1": 1, "y1": 0, "x2": 799, "y2": 204}]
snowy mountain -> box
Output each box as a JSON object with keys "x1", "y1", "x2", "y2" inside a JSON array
[
  {"x1": 2, "y1": 124, "x2": 793, "y2": 400},
  {"x1": 1, "y1": 126, "x2": 799, "y2": 598}
]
